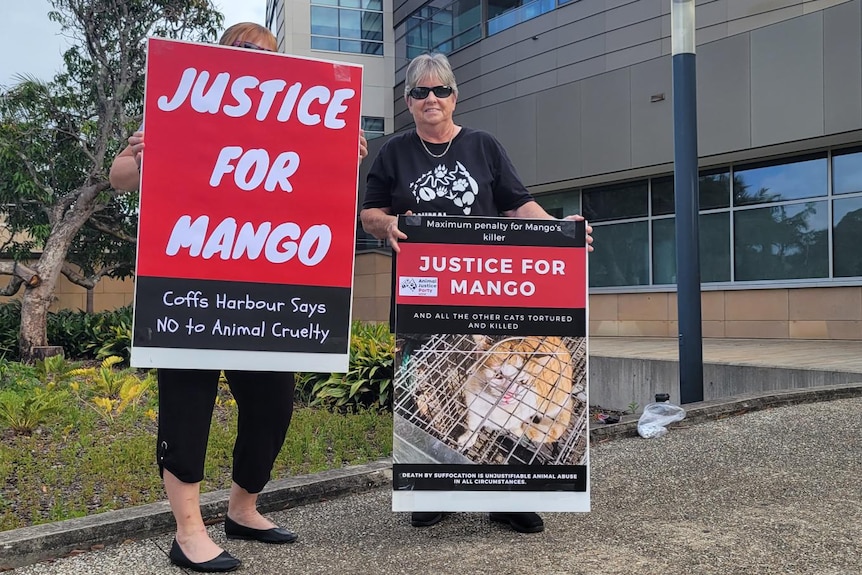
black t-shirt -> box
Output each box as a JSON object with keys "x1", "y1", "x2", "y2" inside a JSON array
[{"x1": 362, "y1": 126, "x2": 534, "y2": 216}]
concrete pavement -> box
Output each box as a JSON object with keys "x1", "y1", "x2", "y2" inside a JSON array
[{"x1": 3, "y1": 385, "x2": 861, "y2": 575}]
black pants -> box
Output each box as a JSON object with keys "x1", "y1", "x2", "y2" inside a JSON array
[{"x1": 156, "y1": 369, "x2": 295, "y2": 493}]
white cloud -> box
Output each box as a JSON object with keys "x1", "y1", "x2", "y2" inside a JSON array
[{"x1": 0, "y1": 0, "x2": 267, "y2": 88}]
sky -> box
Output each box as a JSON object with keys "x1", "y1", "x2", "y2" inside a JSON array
[{"x1": 0, "y1": 0, "x2": 267, "y2": 88}]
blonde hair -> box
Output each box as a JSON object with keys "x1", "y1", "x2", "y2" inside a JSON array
[
  {"x1": 404, "y1": 53, "x2": 459, "y2": 99},
  {"x1": 218, "y1": 22, "x2": 277, "y2": 50}
]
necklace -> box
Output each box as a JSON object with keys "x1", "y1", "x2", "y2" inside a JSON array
[{"x1": 419, "y1": 131, "x2": 453, "y2": 158}]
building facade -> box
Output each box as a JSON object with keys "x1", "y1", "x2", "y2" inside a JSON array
[{"x1": 344, "y1": 0, "x2": 862, "y2": 340}]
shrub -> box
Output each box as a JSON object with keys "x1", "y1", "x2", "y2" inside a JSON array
[
  {"x1": 297, "y1": 321, "x2": 394, "y2": 411},
  {"x1": 0, "y1": 386, "x2": 69, "y2": 434},
  {"x1": 69, "y1": 356, "x2": 155, "y2": 422},
  {"x1": 0, "y1": 301, "x2": 21, "y2": 360}
]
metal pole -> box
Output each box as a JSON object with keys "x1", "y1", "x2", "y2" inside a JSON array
[{"x1": 671, "y1": 0, "x2": 704, "y2": 404}]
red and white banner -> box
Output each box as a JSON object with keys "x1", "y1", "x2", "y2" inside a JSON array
[{"x1": 130, "y1": 37, "x2": 363, "y2": 372}]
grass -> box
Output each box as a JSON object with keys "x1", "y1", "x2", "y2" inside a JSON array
[{"x1": 0, "y1": 385, "x2": 393, "y2": 532}]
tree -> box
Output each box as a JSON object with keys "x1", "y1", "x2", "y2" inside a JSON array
[{"x1": 0, "y1": 0, "x2": 223, "y2": 360}]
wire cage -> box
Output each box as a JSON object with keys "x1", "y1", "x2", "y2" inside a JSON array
[{"x1": 394, "y1": 333, "x2": 588, "y2": 466}]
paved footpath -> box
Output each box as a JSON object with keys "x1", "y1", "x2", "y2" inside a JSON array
[{"x1": 5, "y1": 392, "x2": 861, "y2": 575}]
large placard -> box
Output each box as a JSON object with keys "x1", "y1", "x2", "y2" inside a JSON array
[
  {"x1": 392, "y1": 214, "x2": 590, "y2": 512},
  {"x1": 130, "y1": 38, "x2": 363, "y2": 372}
]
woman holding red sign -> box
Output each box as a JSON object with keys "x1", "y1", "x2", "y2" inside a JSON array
[
  {"x1": 360, "y1": 52, "x2": 592, "y2": 535},
  {"x1": 111, "y1": 23, "x2": 368, "y2": 573}
]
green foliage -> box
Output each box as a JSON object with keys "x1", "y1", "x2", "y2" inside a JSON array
[
  {"x1": 0, "y1": 386, "x2": 69, "y2": 434},
  {"x1": 0, "y1": 1, "x2": 224, "y2": 359},
  {"x1": 0, "y1": 301, "x2": 21, "y2": 359},
  {"x1": 297, "y1": 322, "x2": 394, "y2": 411},
  {"x1": 0, "y1": 373, "x2": 391, "y2": 530},
  {"x1": 627, "y1": 401, "x2": 640, "y2": 415},
  {"x1": 34, "y1": 354, "x2": 82, "y2": 386},
  {"x1": 0, "y1": 357, "x2": 40, "y2": 391},
  {"x1": 69, "y1": 356, "x2": 154, "y2": 421}
]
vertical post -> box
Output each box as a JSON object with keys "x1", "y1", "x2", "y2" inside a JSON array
[{"x1": 671, "y1": 0, "x2": 704, "y2": 404}]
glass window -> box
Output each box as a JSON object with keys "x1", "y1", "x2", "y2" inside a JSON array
[
  {"x1": 583, "y1": 180, "x2": 648, "y2": 222},
  {"x1": 311, "y1": 0, "x2": 383, "y2": 56},
  {"x1": 733, "y1": 155, "x2": 827, "y2": 206},
  {"x1": 311, "y1": 36, "x2": 339, "y2": 51},
  {"x1": 396, "y1": 0, "x2": 481, "y2": 59},
  {"x1": 589, "y1": 222, "x2": 649, "y2": 287},
  {"x1": 652, "y1": 171, "x2": 736, "y2": 216},
  {"x1": 362, "y1": 116, "x2": 385, "y2": 139},
  {"x1": 651, "y1": 177, "x2": 674, "y2": 216},
  {"x1": 535, "y1": 190, "x2": 581, "y2": 220},
  {"x1": 311, "y1": 6, "x2": 339, "y2": 36},
  {"x1": 734, "y1": 201, "x2": 828, "y2": 281},
  {"x1": 652, "y1": 213, "x2": 731, "y2": 284},
  {"x1": 833, "y1": 196, "x2": 862, "y2": 277},
  {"x1": 833, "y1": 149, "x2": 862, "y2": 195}
]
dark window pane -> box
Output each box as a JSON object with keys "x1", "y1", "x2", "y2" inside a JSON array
[
  {"x1": 582, "y1": 180, "x2": 648, "y2": 222},
  {"x1": 833, "y1": 149, "x2": 862, "y2": 195},
  {"x1": 362, "y1": 117, "x2": 384, "y2": 131},
  {"x1": 363, "y1": 0, "x2": 383, "y2": 9},
  {"x1": 535, "y1": 190, "x2": 581, "y2": 219},
  {"x1": 361, "y1": 12, "x2": 384, "y2": 40},
  {"x1": 311, "y1": 36, "x2": 339, "y2": 51},
  {"x1": 734, "y1": 201, "x2": 828, "y2": 280},
  {"x1": 652, "y1": 214, "x2": 730, "y2": 284},
  {"x1": 651, "y1": 177, "x2": 674, "y2": 216},
  {"x1": 652, "y1": 218, "x2": 675, "y2": 284},
  {"x1": 589, "y1": 222, "x2": 649, "y2": 287},
  {"x1": 699, "y1": 170, "x2": 731, "y2": 209},
  {"x1": 833, "y1": 197, "x2": 862, "y2": 277},
  {"x1": 733, "y1": 156, "x2": 827, "y2": 206},
  {"x1": 311, "y1": 7, "x2": 339, "y2": 36},
  {"x1": 649, "y1": 171, "x2": 731, "y2": 216},
  {"x1": 361, "y1": 40, "x2": 383, "y2": 54}
]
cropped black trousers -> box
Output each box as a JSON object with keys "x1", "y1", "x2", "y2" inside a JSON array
[{"x1": 156, "y1": 368, "x2": 295, "y2": 493}]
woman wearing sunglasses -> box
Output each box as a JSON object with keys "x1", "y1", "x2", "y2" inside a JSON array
[
  {"x1": 110, "y1": 22, "x2": 367, "y2": 573},
  {"x1": 360, "y1": 52, "x2": 592, "y2": 535}
]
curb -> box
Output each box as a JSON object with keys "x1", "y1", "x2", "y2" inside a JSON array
[
  {"x1": 0, "y1": 461, "x2": 392, "y2": 570},
  {"x1": 3, "y1": 383, "x2": 862, "y2": 569}
]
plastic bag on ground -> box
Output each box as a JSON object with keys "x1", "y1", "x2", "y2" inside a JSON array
[{"x1": 637, "y1": 402, "x2": 686, "y2": 439}]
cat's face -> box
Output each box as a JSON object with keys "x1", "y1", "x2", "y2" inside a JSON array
[{"x1": 482, "y1": 354, "x2": 529, "y2": 392}]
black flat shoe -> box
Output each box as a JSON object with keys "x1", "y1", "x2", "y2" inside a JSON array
[
  {"x1": 489, "y1": 512, "x2": 545, "y2": 533},
  {"x1": 410, "y1": 511, "x2": 449, "y2": 527},
  {"x1": 168, "y1": 539, "x2": 240, "y2": 573},
  {"x1": 224, "y1": 514, "x2": 298, "y2": 544}
]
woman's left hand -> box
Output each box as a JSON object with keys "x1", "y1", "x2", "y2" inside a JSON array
[
  {"x1": 563, "y1": 214, "x2": 594, "y2": 252},
  {"x1": 359, "y1": 130, "x2": 368, "y2": 162}
]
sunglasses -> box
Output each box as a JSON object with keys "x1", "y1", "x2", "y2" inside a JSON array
[
  {"x1": 232, "y1": 40, "x2": 274, "y2": 52},
  {"x1": 408, "y1": 85, "x2": 454, "y2": 99}
]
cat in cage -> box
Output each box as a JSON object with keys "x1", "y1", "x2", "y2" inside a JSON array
[{"x1": 456, "y1": 335, "x2": 574, "y2": 451}]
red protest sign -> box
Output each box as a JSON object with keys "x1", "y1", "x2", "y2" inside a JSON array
[{"x1": 131, "y1": 38, "x2": 362, "y2": 372}]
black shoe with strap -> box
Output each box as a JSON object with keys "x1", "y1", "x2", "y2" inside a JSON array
[{"x1": 489, "y1": 512, "x2": 544, "y2": 533}]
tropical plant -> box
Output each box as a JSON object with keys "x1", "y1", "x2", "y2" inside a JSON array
[
  {"x1": 0, "y1": 386, "x2": 69, "y2": 434},
  {"x1": 69, "y1": 356, "x2": 154, "y2": 421},
  {"x1": 298, "y1": 322, "x2": 394, "y2": 411}
]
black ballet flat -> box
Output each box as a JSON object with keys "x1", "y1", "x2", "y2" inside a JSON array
[
  {"x1": 168, "y1": 539, "x2": 241, "y2": 573},
  {"x1": 224, "y1": 515, "x2": 299, "y2": 544}
]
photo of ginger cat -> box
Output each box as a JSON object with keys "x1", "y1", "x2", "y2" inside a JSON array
[{"x1": 457, "y1": 335, "x2": 574, "y2": 451}]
